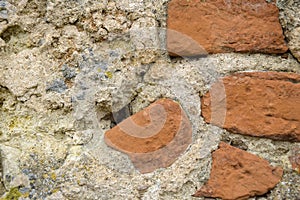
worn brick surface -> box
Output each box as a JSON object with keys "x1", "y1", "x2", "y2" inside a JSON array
[
  {"x1": 201, "y1": 72, "x2": 300, "y2": 142},
  {"x1": 167, "y1": 0, "x2": 288, "y2": 56},
  {"x1": 193, "y1": 142, "x2": 283, "y2": 200},
  {"x1": 105, "y1": 98, "x2": 192, "y2": 173}
]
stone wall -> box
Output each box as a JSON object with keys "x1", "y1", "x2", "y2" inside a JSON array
[{"x1": 0, "y1": 0, "x2": 299, "y2": 199}]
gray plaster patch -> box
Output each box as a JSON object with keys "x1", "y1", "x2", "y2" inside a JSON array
[{"x1": 46, "y1": 79, "x2": 67, "y2": 93}]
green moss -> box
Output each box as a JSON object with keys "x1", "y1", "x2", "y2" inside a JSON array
[
  {"x1": 22, "y1": 192, "x2": 29, "y2": 198},
  {"x1": 50, "y1": 172, "x2": 57, "y2": 181},
  {"x1": 105, "y1": 71, "x2": 113, "y2": 79},
  {"x1": 51, "y1": 188, "x2": 59, "y2": 194},
  {"x1": 0, "y1": 187, "x2": 22, "y2": 200},
  {"x1": 8, "y1": 115, "x2": 32, "y2": 130},
  {"x1": 8, "y1": 120, "x2": 16, "y2": 129}
]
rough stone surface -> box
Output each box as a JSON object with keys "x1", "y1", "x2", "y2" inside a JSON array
[
  {"x1": 105, "y1": 98, "x2": 192, "y2": 173},
  {"x1": 277, "y1": 0, "x2": 300, "y2": 62},
  {"x1": 201, "y1": 71, "x2": 300, "y2": 142},
  {"x1": 287, "y1": 27, "x2": 300, "y2": 62},
  {"x1": 289, "y1": 146, "x2": 300, "y2": 173},
  {"x1": 0, "y1": 0, "x2": 299, "y2": 199},
  {"x1": 193, "y1": 142, "x2": 283, "y2": 200},
  {"x1": 167, "y1": 0, "x2": 288, "y2": 55}
]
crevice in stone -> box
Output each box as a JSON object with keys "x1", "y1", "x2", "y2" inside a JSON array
[
  {"x1": 0, "y1": 24, "x2": 32, "y2": 54},
  {"x1": 0, "y1": 85, "x2": 12, "y2": 108},
  {"x1": 0, "y1": 25, "x2": 24, "y2": 43},
  {"x1": 0, "y1": 151, "x2": 6, "y2": 196},
  {"x1": 285, "y1": 78, "x2": 300, "y2": 84},
  {"x1": 103, "y1": 85, "x2": 143, "y2": 129},
  {"x1": 111, "y1": 104, "x2": 131, "y2": 126}
]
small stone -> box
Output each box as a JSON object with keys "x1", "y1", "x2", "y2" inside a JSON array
[
  {"x1": 10, "y1": 174, "x2": 30, "y2": 188},
  {"x1": 0, "y1": 38, "x2": 5, "y2": 47},
  {"x1": 0, "y1": 1, "x2": 6, "y2": 9},
  {"x1": 167, "y1": 0, "x2": 288, "y2": 56},
  {"x1": 287, "y1": 27, "x2": 300, "y2": 62},
  {"x1": 193, "y1": 142, "x2": 283, "y2": 200},
  {"x1": 104, "y1": 98, "x2": 192, "y2": 173},
  {"x1": 61, "y1": 65, "x2": 76, "y2": 80},
  {"x1": 201, "y1": 71, "x2": 300, "y2": 142},
  {"x1": 0, "y1": 9, "x2": 8, "y2": 21},
  {"x1": 289, "y1": 146, "x2": 300, "y2": 173},
  {"x1": 0, "y1": 145, "x2": 21, "y2": 189}
]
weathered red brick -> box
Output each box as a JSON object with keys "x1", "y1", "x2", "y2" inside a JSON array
[
  {"x1": 167, "y1": 0, "x2": 288, "y2": 56},
  {"x1": 105, "y1": 98, "x2": 192, "y2": 173},
  {"x1": 201, "y1": 72, "x2": 300, "y2": 142},
  {"x1": 193, "y1": 142, "x2": 283, "y2": 200}
]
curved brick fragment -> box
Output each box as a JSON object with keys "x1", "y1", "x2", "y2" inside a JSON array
[
  {"x1": 201, "y1": 72, "x2": 300, "y2": 142},
  {"x1": 193, "y1": 142, "x2": 283, "y2": 200},
  {"x1": 104, "y1": 98, "x2": 192, "y2": 173},
  {"x1": 129, "y1": 114, "x2": 192, "y2": 173},
  {"x1": 167, "y1": 0, "x2": 288, "y2": 56}
]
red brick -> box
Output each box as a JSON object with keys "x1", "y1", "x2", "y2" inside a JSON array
[
  {"x1": 104, "y1": 98, "x2": 192, "y2": 173},
  {"x1": 201, "y1": 72, "x2": 300, "y2": 142},
  {"x1": 167, "y1": 0, "x2": 288, "y2": 56},
  {"x1": 193, "y1": 142, "x2": 283, "y2": 200}
]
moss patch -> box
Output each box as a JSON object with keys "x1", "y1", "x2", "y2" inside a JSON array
[{"x1": 0, "y1": 187, "x2": 22, "y2": 200}]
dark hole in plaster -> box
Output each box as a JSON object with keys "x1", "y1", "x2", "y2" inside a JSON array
[
  {"x1": 112, "y1": 105, "x2": 131, "y2": 125},
  {"x1": 101, "y1": 104, "x2": 132, "y2": 128},
  {"x1": 0, "y1": 86, "x2": 10, "y2": 107},
  {"x1": 0, "y1": 25, "x2": 25, "y2": 43}
]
